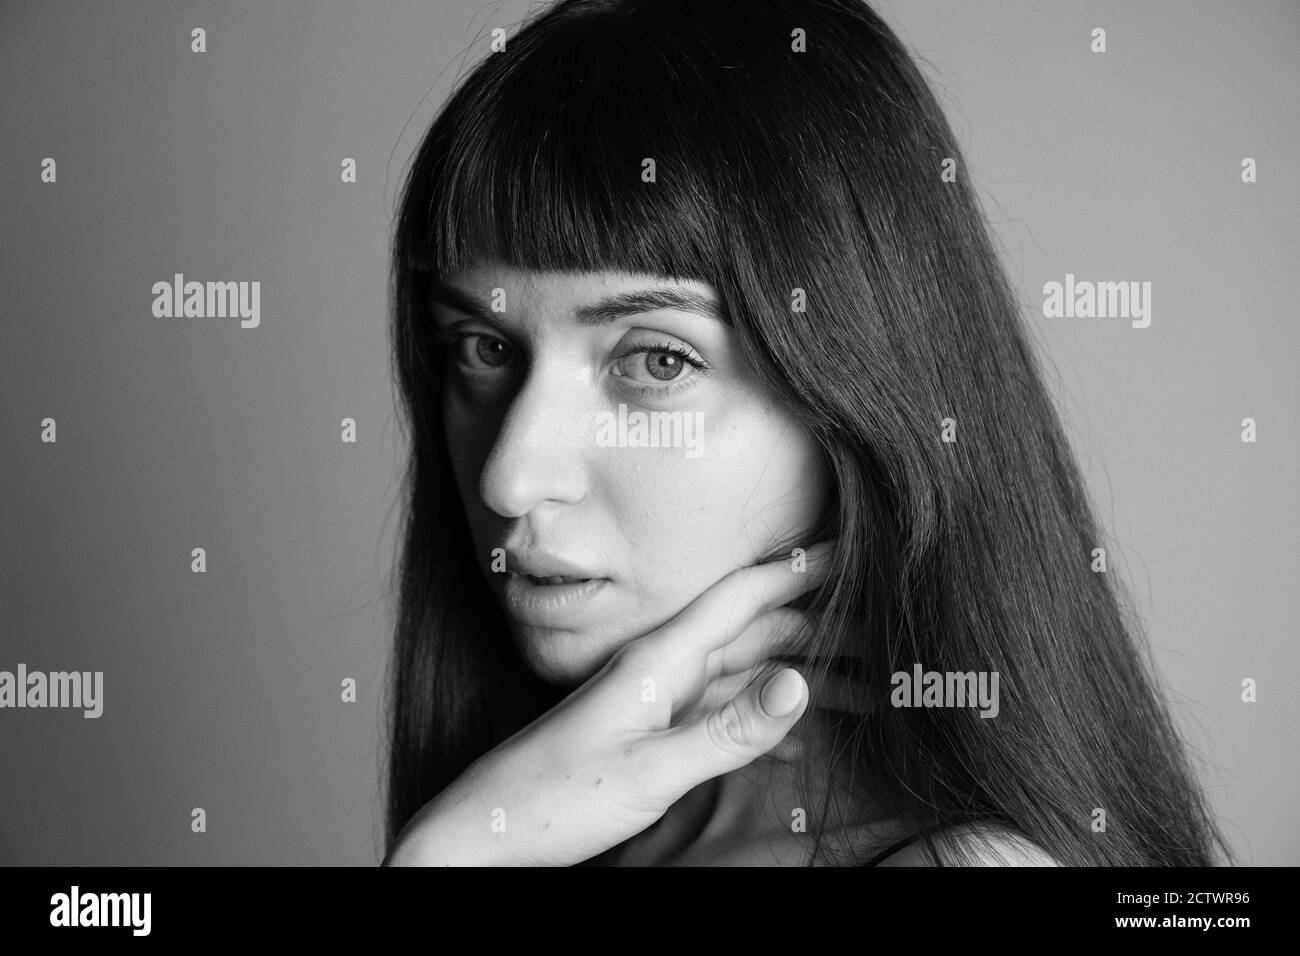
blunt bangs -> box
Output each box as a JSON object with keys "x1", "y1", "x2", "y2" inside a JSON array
[{"x1": 397, "y1": 5, "x2": 744, "y2": 290}]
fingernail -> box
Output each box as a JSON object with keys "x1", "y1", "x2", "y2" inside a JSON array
[{"x1": 761, "y1": 669, "x2": 804, "y2": 717}]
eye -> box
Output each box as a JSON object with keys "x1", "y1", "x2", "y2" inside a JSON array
[
  {"x1": 435, "y1": 330, "x2": 516, "y2": 370},
  {"x1": 466, "y1": 335, "x2": 513, "y2": 368},
  {"x1": 610, "y1": 340, "x2": 710, "y2": 393}
]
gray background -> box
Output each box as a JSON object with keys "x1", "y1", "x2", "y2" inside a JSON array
[{"x1": 1, "y1": 0, "x2": 1295, "y2": 865}]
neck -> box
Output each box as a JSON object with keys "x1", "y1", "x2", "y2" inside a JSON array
[{"x1": 601, "y1": 713, "x2": 903, "y2": 866}]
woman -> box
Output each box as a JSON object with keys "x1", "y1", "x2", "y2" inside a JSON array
[{"x1": 381, "y1": 0, "x2": 1229, "y2": 866}]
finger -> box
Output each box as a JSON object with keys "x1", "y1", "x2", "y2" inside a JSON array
[
  {"x1": 680, "y1": 667, "x2": 872, "y2": 729},
  {"x1": 707, "y1": 609, "x2": 873, "y2": 681},
  {"x1": 602, "y1": 541, "x2": 835, "y2": 730},
  {"x1": 649, "y1": 541, "x2": 835, "y2": 672},
  {"x1": 651, "y1": 668, "x2": 810, "y2": 795},
  {"x1": 743, "y1": 672, "x2": 873, "y2": 768},
  {"x1": 705, "y1": 608, "x2": 809, "y2": 679},
  {"x1": 675, "y1": 666, "x2": 763, "y2": 724}
]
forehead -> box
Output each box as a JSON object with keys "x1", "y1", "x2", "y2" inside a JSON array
[{"x1": 427, "y1": 261, "x2": 725, "y2": 327}]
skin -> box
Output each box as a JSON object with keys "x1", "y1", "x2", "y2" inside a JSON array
[
  {"x1": 431, "y1": 259, "x2": 832, "y2": 687},
  {"x1": 417, "y1": 258, "x2": 1059, "y2": 866}
]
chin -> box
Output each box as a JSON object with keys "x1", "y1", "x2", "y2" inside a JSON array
[{"x1": 511, "y1": 623, "x2": 623, "y2": 688}]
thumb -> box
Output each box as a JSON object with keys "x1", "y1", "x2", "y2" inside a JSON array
[{"x1": 655, "y1": 668, "x2": 808, "y2": 794}]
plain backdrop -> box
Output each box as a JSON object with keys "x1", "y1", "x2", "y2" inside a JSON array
[{"x1": 1, "y1": 0, "x2": 1296, "y2": 865}]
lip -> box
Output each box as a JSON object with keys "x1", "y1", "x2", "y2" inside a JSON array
[
  {"x1": 502, "y1": 572, "x2": 609, "y2": 626},
  {"x1": 504, "y1": 548, "x2": 602, "y2": 580}
]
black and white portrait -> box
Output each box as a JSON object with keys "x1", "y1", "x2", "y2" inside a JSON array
[{"x1": 2, "y1": 0, "x2": 1295, "y2": 896}]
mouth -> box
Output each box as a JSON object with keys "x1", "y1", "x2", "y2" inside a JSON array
[
  {"x1": 502, "y1": 572, "x2": 610, "y2": 625},
  {"x1": 524, "y1": 574, "x2": 593, "y2": 586}
]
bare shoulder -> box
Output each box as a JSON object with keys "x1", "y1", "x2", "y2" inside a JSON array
[{"x1": 876, "y1": 824, "x2": 1061, "y2": 867}]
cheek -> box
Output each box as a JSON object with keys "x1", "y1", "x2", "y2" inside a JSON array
[
  {"x1": 734, "y1": 419, "x2": 829, "y2": 548},
  {"x1": 610, "y1": 407, "x2": 828, "y2": 602}
]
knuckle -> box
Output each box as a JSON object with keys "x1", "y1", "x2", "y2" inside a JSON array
[{"x1": 707, "y1": 699, "x2": 757, "y2": 753}]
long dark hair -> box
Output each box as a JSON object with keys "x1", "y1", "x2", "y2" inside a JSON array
[{"x1": 384, "y1": 0, "x2": 1229, "y2": 866}]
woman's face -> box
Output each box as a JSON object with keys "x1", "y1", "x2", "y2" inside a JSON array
[{"x1": 431, "y1": 258, "x2": 831, "y2": 686}]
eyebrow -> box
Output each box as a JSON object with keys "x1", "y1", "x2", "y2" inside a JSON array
[{"x1": 427, "y1": 281, "x2": 726, "y2": 328}]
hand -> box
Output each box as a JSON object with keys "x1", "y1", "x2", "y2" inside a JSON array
[
  {"x1": 681, "y1": 608, "x2": 873, "y2": 765},
  {"x1": 382, "y1": 542, "x2": 834, "y2": 866}
]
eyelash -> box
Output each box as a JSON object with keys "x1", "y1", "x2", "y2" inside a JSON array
[
  {"x1": 609, "y1": 339, "x2": 710, "y2": 397},
  {"x1": 429, "y1": 330, "x2": 711, "y2": 398}
]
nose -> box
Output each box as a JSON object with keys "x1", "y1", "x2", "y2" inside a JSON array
[{"x1": 477, "y1": 359, "x2": 590, "y2": 518}]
